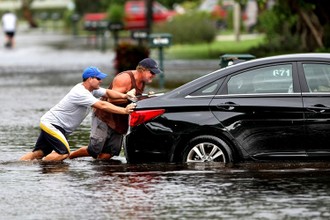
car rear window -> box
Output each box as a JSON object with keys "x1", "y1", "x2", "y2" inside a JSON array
[{"x1": 190, "y1": 78, "x2": 224, "y2": 97}]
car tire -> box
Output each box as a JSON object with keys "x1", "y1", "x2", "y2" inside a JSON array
[{"x1": 182, "y1": 135, "x2": 233, "y2": 163}]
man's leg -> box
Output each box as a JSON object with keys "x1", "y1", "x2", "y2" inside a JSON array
[
  {"x1": 69, "y1": 146, "x2": 89, "y2": 159},
  {"x1": 70, "y1": 114, "x2": 108, "y2": 159},
  {"x1": 43, "y1": 151, "x2": 68, "y2": 161},
  {"x1": 4, "y1": 33, "x2": 12, "y2": 48},
  {"x1": 98, "y1": 129, "x2": 123, "y2": 160},
  {"x1": 19, "y1": 150, "x2": 44, "y2": 161},
  {"x1": 20, "y1": 128, "x2": 49, "y2": 161},
  {"x1": 39, "y1": 122, "x2": 70, "y2": 161}
]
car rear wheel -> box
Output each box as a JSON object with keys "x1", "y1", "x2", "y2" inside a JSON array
[{"x1": 182, "y1": 135, "x2": 233, "y2": 163}]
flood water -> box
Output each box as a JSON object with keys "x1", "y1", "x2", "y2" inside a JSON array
[
  {"x1": 1, "y1": 72, "x2": 330, "y2": 220},
  {"x1": 1, "y1": 42, "x2": 330, "y2": 219}
]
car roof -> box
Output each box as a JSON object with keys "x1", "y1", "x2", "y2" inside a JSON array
[
  {"x1": 138, "y1": 53, "x2": 330, "y2": 106},
  {"x1": 168, "y1": 53, "x2": 330, "y2": 95},
  {"x1": 220, "y1": 53, "x2": 330, "y2": 72},
  {"x1": 245, "y1": 53, "x2": 330, "y2": 64}
]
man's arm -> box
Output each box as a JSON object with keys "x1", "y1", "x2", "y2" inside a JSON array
[
  {"x1": 105, "y1": 89, "x2": 127, "y2": 99},
  {"x1": 92, "y1": 100, "x2": 136, "y2": 114},
  {"x1": 108, "y1": 74, "x2": 134, "y2": 104},
  {"x1": 105, "y1": 88, "x2": 135, "y2": 102}
]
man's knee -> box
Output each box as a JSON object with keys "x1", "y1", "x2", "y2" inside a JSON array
[
  {"x1": 87, "y1": 146, "x2": 100, "y2": 159},
  {"x1": 97, "y1": 153, "x2": 112, "y2": 160},
  {"x1": 87, "y1": 136, "x2": 105, "y2": 158}
]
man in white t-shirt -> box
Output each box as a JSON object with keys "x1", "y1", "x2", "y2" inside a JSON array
[
  {"x1": 1, "y1": 11, "x2": 17, "y2": 48},
  {"x1": 19, "y1": 66, "x2": 136, "y2": 161}
]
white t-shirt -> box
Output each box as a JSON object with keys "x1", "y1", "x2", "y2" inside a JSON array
[
  {"x1": 41, "y1": 83, "x2": 106, "y2": 134},
  {"x1": 2, "y1": 12, "x2": 17, "y2": 32}
]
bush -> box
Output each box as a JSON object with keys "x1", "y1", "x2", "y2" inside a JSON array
[
  {"x1": 252, "y1": 12, "x2": 301, "y2": 56},
  {"x1": 114, "y1": 42, "x2": 150, "y2": 74},
  {"x1": 250, "y1": 8, "x2": 303, "y2": 57},
  {"x1": 154, "y1": 12, "x2": 217, "y2": 44},
  {"x1": 106, "y1": 3, "x2": 124, "y2": 22}
]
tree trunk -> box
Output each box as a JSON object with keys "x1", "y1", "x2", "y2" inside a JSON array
[
  {"x1": 22, "y1": 0, "x2": 38, "y2": 28},
  {"x1": 298, "y1": 8, "x2": 324, "y2": 48}
]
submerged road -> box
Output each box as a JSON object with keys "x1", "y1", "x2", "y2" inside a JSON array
[{"x1": 0, "y1": 29, "x2": 219, "y2": 84}]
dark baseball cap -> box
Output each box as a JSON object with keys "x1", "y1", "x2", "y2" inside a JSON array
[{"x1": 138, "y1": 58, "x2": 162, "y2": 74}]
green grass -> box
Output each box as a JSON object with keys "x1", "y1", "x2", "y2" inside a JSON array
[{"x1": 162, "y1": 35, "x2": 265, "y2": 60}]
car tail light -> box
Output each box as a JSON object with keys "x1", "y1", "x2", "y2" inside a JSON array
[{"x1": 129, "y1": 109, "x2": 165, "y2": 127}]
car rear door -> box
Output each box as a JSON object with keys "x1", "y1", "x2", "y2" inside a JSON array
[
  {"x1": 299, "y1": 62, "x2": 330, "y2": 158},
  {"x1": 210, "y1": 62, "x2": 307, "y2": 160}
]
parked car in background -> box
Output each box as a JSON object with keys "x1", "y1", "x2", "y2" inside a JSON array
[
  {"x1": 83, "y1": 1, "x2": 176, "y2": 31},
  {"x1": 125, "y1": 53, "x2": 330, "y2": 164},
  {"x1": 124, "y1": 0, "x2": 176, "y2": 30}
]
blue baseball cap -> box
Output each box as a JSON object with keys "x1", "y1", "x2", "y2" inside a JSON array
[
  {"x1": 138, "y1": 58, "x2": 162, "y2": 74},
  {"x1": 82, "y1": 66, "x2": 108, "y2": 80}
]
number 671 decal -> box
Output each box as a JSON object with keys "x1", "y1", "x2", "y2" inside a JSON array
[{"x1": 273, "y1": 69, "x2": 291, "y2": 77}]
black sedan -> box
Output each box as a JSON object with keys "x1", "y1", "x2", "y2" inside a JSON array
[{"x1": 124, "y1": 53, "x2": 330, "y2": 163}]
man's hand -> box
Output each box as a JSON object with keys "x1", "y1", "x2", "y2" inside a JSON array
[
  {"x1": 126, "y1": 88, "x2": 136, "y2": 99},
  {"x1": 126, "y1": 88, "x2": 138, "y2": 103},
  {"x1": 125, "y1": 103, "x2": 136, "y2": 114}
]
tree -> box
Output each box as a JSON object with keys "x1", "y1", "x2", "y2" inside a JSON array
[
  {"x1": 254, "y1": 0, "x2": 330, "y2": 55},
  {"x1": 285, "y1": 0, "x2": 326, "y2": 49}
]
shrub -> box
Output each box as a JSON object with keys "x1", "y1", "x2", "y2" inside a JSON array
[
  {"x1": 106, "y1": 3, "x2": 124, "y2": 23},
  {"x1": 250, "y1": 8, "x2": 302, "y2": 57},
  {"x1": 154, "y1": 12, "x2": 217, "y2": 44},
  {"x1": 114, "y1": 41, "x2": 150, "y2": 74}
]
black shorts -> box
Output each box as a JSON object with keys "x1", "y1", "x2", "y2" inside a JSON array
[
  {"x1": 33, "y1": 122, "x2": 70, "y2": 156},
  {"x1": 5, "y1": 31, "x2": 15, "y2": 38}
]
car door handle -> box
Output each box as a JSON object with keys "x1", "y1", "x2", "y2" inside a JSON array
[
  {"x1": 216, "y1": 102, "x2": 239, "y2": 110},
  {"x1": 306, "y1": 104, "x2": 330, "y2": 113}
]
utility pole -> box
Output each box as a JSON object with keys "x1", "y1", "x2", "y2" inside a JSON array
[
  {"x1": 146, "y1": 0, "x2": 153, "y2": 36},
  {"x1": 234, "y1": 2, "x2": 241, "y2": 42}
]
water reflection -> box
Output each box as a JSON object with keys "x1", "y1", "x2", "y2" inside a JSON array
[
  {"x1": 2, "y1": 155, "x2": 330, "y2": 219},
  {"x1": 39, "y1": 161, "x2": 70, "y2": 174}
]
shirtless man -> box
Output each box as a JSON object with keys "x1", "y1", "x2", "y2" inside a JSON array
[{"x1": 69, "y1": 58, "x2": 161, "y2": 160}]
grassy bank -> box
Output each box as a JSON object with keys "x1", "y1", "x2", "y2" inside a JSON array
[{"x1": 161, "y1": 35, "x2": 265, "y2": 60}]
